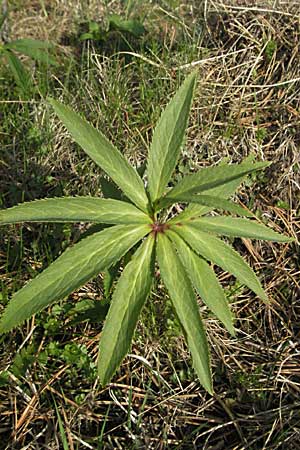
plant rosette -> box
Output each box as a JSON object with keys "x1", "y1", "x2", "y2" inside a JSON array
[{"x1": 0, "y1": 72, "x2": 293, "y2": 394}]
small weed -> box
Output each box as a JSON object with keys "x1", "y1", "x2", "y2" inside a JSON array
[{"x1": 80, "y1": 15, "x2": 145, "y2": 42}]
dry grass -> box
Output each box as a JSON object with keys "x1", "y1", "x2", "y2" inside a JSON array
[{"x1": 0, "y1": 1, "x2": 300, "y2": 449}]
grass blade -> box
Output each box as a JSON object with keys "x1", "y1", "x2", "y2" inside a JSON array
[
  {"x1": 188, "y1": 217, "x2": 294, "y2": 242},
  {"x1": 147, "y1": 71, "x2": 197, "y2": 204},
  {"x1": 156, "y1": 233, "x2": 213, "y2": 394},
  {"x1": 173, "y1": 224, "x2": 268, "y2": 302},
  {"x1": 53, "y1": 399, "x2": 70, "y2": 450},
  {"x1": 49, "y1": 99, "x2": 149, "y2": 213},
  {"x1": 0, "y1": 197, "x2": 151, "y2": 225},
  {"x1": 0, "y1": 224, "x2": 150, "y2": 333},
  {"x1": 167, "y1": 230, "x2": 235, "y2": 335},
  {"x1": 98, "y1": 235, "x2": 155, "y2": 385}
]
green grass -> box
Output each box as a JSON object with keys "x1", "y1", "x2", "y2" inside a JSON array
[{"x1": 0, "y1": 1, "x2": 299, "y2": 448}]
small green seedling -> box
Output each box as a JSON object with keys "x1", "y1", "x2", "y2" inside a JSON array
[
  {"x1": 0, "y1": 10, "x2": 56, "y2": 93},
  {"x1": 80, "y1": 15, "x2": 145, "y2": 42},
  {"x1": 0, "y1": 72, "x2": 293, "y2": 394}
]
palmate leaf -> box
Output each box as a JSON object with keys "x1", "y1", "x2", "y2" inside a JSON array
[
  {"x1": 156, "y1": 233, "x2": 212, "y2": 394},
  {"x1": 167, "y1": 230, "x2": 235, "y2": 335},
  {"x1": 147, "y1": 71, "x2": 197, "y2": 204},
  {"x1": 173, "y1": 224, "x2": 268, "y2": 302},
  {"x1": 0, "y1": 197, "x2": 151, "y2": 225},
  {"x1": 0, "y1": 224, "x2": 149, "y2": 333},
  {"x1": 169, "y1": 194, "x2": 253, "y2": 217},
  {"x1": 98, "y1": 235, "x2": 155, "y2": 385},
  {"x1": 159, "y1": 161, "x2": 271, "y2": 209},
  {"x1": 49, "y1": 99, "x2": 149, "y2": 213},
  {"x1": 187, "y1": 217, "x2": 294, "y2": 242}
]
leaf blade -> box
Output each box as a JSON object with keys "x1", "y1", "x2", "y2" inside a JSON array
[
  {"x1": 170, "y1": 194, "x2": 253, "y2": 217},
  {"x1": 6, "y1": 39, "x2": 53, "y2": 50},
  {"x1": 171, "y1": 167, "x2": 248, "y2": 222},
  {"x1": 4, "y1": 49, "x2": 31, "y2": 92},
  {"x1": 147, "y1": 71, "x2": 197, "y2": 203},
  {"x1": 188, "y1": 217, "x2": 294, "y2": 242},
  {"x1": 108, "y1": 14, "x2": 146, "y2": 37},
  {"x1": 173, "y1": 224, "x2": 268, "y2": 302},
  {"x1": 160, "y1": 161, "x2": 271, "y2": 209},
  {"x1": 156, "y1": 233, "x2": 213, "y2": 394},
  {"x1": 167, "y1": 230, "x2": 235, "y2": 335},
  {"x1": 98, "y1": 236, "x2": 155, "y2": 385},
  {"x1": 0, "y1": 224, "x2": 150, "y2": 334},
  {"x1": 49, "y1": 99, "x2": 149, "y2": 213},
  {"x1": 5, "y1": 39, "x2": 57, "y2": 65},
  {"x1": 0, "y1": 197, "x2": 151, "y2": 225}
]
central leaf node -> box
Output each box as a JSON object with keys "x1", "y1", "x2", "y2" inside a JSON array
[{"x1": 151, "y1": 221, "x2": 170, "y2": 235}]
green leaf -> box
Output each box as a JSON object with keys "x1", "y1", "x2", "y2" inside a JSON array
[
  {"x1": 167, "y1": 230, "x2": 235, "y2": 335},
  {"x1": 171, "y1": 163, "x2": 249, "y2": 222},
  {"x1": 173, "y1": 224, "x2": 268, "y2": 302},
  {"x1": 51, "y1": 394, "x2": 70, "y2": 450},
  {"x1": 156, "y1": 233, "x2": 212, "y2": 394},
  {"x1": 108, "y1": 14, "x2": 145, "y2": 37},
  {"x1": 0, "y1": 197, "x2": 151, "y2": 225},
  {"x1": 5, "y1": 39, "x2": 57, "y2": 65},
  {"x1": 88, "y1": 21, "x2": 100, "y2": 33},
  {"x1": 147, "y1": 71, "x2": 197, "y2": 204},
  {"x1": 68, "y1": 299, "x2": 109, "y2": 325},
  {"x1": 160, "y1": 161, "x2": 271, "y2": 209},
  {"x1": 79, "y1": 32, "x2": 95, "y2": 41},
  {"x1": 170, "y1": 194, "x2": 253, "y2": 217},
  {"x1": 0, "y1": 224, "x2": 150, "y2": 333},
  {"x1": 6, "y1": 39, "x2": 53, "y2": 50},
  {"x1": 4, "y1": 49, "x2": 31, "y2": 92},
  {"x1": 98, "y1": 235, "x2": 155, "y2": 385},
  {"x1": 10, "y1": 344, "x2": 36, "y2": 378},
  {"x1": 53, "y1": 399, "x2": 69, "y2": 450},
  {"x1": 49, "y1": 99, "x2": 149, "y2": 213},
  {"x1": 187, "y1": 217, "x2": 294, "y2": 242}
]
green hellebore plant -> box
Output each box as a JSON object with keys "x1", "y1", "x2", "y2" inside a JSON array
[{"x1": 0, "y1": 72, "x2": 293, "y2": 394}]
